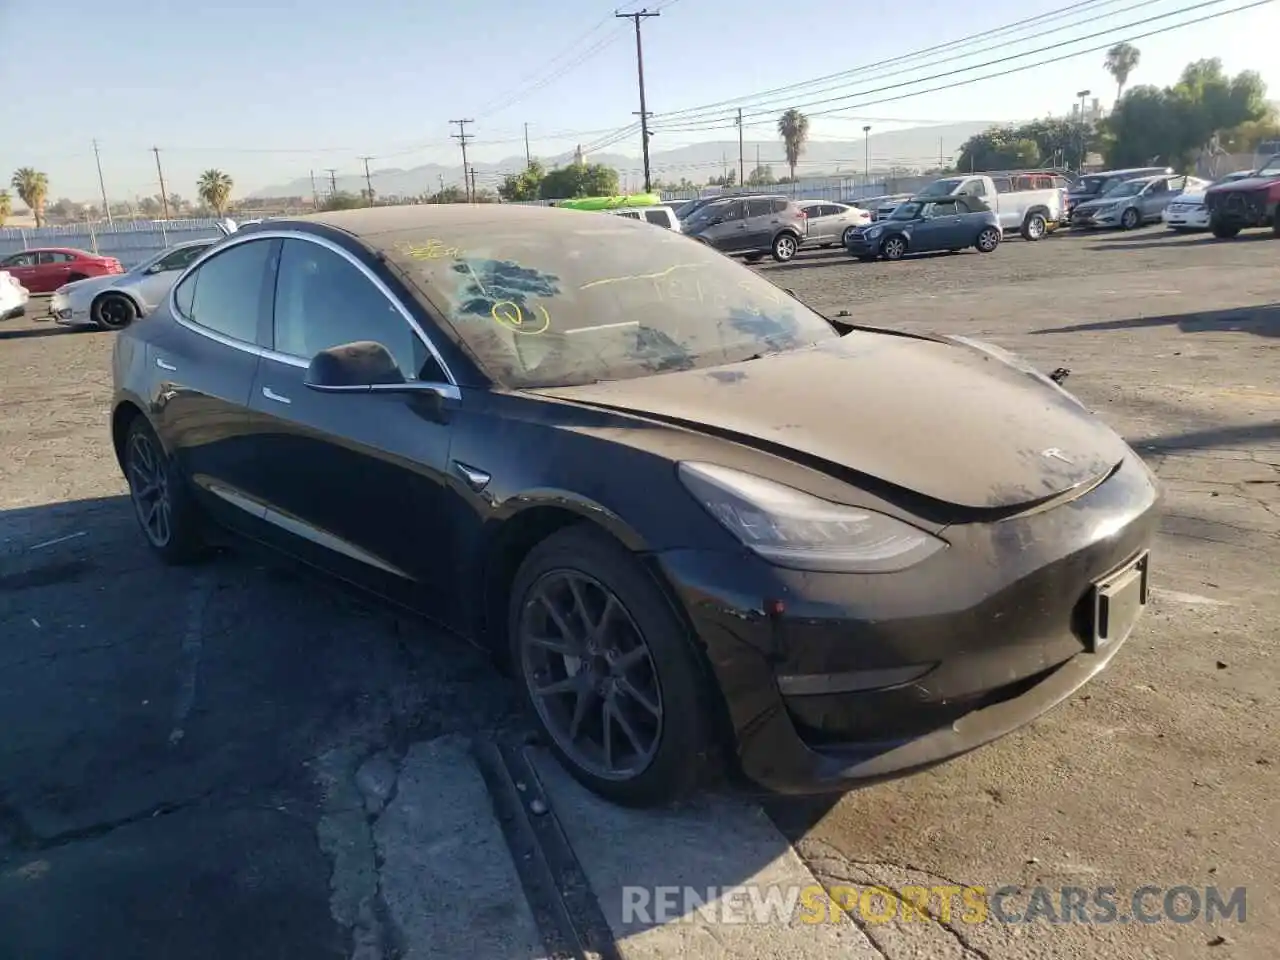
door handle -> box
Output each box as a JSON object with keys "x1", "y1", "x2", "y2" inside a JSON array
[
  {"x1": 262, "y1": 386, "x2": 291, "y2": 404},
  {"x1": 155, "y1": 357, "x2": 177, "y2": 371}
]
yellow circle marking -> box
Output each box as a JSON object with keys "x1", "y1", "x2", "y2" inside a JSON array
[{"x1": 491, "y1": 301, "x2": 550, "y2": 335}]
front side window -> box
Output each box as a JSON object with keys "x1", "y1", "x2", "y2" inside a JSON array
[
  {"x1": 385, "y1": 214, "x2": 840, "y2": 389},
  {"x1": 156, "y1": 244, "x2": 210, "y2": 272},
  {"x1": 272, "y1": 238, "x2": 439, "y2": 380},
  {"x1": 2, "y1": 253, "x2": 35, "y2": 267},
  {"x1": 172, "y1": 237, "x2": 275, "y2": 344}
]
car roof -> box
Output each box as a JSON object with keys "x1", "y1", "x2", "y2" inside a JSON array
[{"x1": 16, "y1": 246, "x2": 93, "y2": 255}]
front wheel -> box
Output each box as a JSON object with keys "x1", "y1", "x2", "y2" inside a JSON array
[
  {"x1": 510, "y1": 524, "x2": 716, "y2": 807},
  {"x1": 123, "y1": 417, "x2": 208, "y2": 564},
  {"x1": 771, "y1": 232, "x2": 799, "y2": 262},
  {"x1": 1021, "y1": 213, "x2": 1047, "y2": 241},
  {"x1": 842, "y1": 227, "x2": 858, "y2": 246},
  {"x1": 1211, "y1": 221, "x2": 1241, "y2": 239},
  {"x1": 880, "y1": 235, "x2": 907, "y2": 261},
  {"x1": 975, "y1": 226, "x2": 1001, "y2": 253},
  {"x1": 1120, "y1": 207, "x2": 1140, "y2": 230},
  {"x1": 93, "y1": 292, "x2": 138, "y2": 330}
]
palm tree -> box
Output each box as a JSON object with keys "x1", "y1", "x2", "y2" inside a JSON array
[
  {"x1": 1105, "y1": 43, "x2": 1141, "y2": 102},
  {"x1": 0, "y1": 190, "x2": 11, "y2": 227},
  {"x1": 197, "y1": 169, "x2": 234, "y2": 216},
  {"x1": 10, "y1": 168, "x2": 49, "y2": 228},
  {"x1": 777, "y1": 109, "x2": 810, "y2": 186}
]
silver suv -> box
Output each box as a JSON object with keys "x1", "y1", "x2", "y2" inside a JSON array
[{"x1": 681, "y1": 195, "x2": 808, "y2": 262}]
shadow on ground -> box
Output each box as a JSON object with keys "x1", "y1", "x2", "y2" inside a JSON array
[{"x1": 1030, "y1": 302, "x2": 1280, "y2": 339}]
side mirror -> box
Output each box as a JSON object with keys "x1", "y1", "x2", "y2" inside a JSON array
[{"x1": 304, "y1": 340, "x2": 407, "y2": 392}]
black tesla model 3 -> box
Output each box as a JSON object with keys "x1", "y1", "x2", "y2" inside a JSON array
[{"x1": 111, "y1": 204, "x2": 1159, "y2": 807}]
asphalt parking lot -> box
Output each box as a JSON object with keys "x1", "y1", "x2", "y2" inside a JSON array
[{"x1": 1, "y1": 224, "x2": 1277, "y2": 959}]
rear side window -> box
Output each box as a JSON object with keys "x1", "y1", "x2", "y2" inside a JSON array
[
  {"x1": 772, "y1": 198, "x2": 789, "y2": 214},
  {"x1": 172, "y1": 237, "x2": 276, "y2": 345},
  {"x1": 746, "y1": 198, "x2": 774, "y2": 218},
  {"x1": 643, "y1": 209, "x2": 671, "y2": 227}
]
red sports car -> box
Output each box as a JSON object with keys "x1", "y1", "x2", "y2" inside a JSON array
[{"x1": 0, "y1": 247, "x2": 124, "y2": 294}]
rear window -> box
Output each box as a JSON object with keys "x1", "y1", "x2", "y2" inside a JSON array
[{"x1": 383, "y1": 214, "x2": 840, "y2": 390}]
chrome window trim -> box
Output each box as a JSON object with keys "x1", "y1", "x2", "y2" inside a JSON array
[{"x1": 167, "y1": 228, "x2": 460, "y2": 389}]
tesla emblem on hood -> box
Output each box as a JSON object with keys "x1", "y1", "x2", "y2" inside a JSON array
[{"x1": 1042, "y1": 447, "x2": 1073, "y2": 463}]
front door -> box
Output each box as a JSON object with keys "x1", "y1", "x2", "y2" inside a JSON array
[
  {"x1": 912, "y1": 199, "x2": 965, "y2": 252},
  {"x1": 705, "y1": 200, "x2": 748, "y2": 252},
  {"x1": 242, "y1": 236, "x2": 459, "y2": 620},
  {"x1": 151, "y1": 236, "x2": 279, "y2": 536},
  {"x1": 134, "y1": 243, "x2": 211, "y2": 312}
]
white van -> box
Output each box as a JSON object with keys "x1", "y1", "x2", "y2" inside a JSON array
[{"x1": 606, "y1": 205, "x2": 682, "y2": 232}]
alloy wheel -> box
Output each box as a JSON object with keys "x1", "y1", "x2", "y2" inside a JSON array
[
  {"x1": 96, "y1": 295, "x2": 134, "y2": 329},
  {"x1": 883, "y1": 237, "x2": 906, "y2": 260},
  {"x1": 1025, "y1": 216, "x2": 1045, "y2": 239},
  {"x1": 126, "y1": 431, "x2": 172, "y2": 547},
  {"x1": 519, "y1": 569, "x2": 664, "y2": 781},
  {"x1": 978, "y1": 228, "x2": 1000, "y2": 252},
  {"x1": 1121, "y1": 208, "x2": 1140, "y2": 229},
  {"x1": 774, "y1": 235, "x2": 797, "y2": 261}
]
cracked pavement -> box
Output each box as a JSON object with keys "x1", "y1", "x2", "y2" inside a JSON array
[{"x1": 1, "y1": 225, "x2": 1277, "y2": 959}]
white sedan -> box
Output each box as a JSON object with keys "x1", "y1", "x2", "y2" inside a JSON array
[
  {"x1": 0, "y1": 270, "x2": 29, "y2": 320},
  {"x1": 797, "y1": 201, "x2": 872, "y2": 247},
  {"x1": 1163, "y1": 171, "x2": 1253, "y2": 231}
]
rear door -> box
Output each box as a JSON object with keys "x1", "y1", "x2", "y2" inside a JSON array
[
  {"x1": 0, "y1": 252, "x2": 38, "y2": 290},
  {"x1": 151, "y1": 236, "x2": 278, "y2": 535},
  {"x1": 742, "y1": 196, "x2": 779, "y2": 250},
  {"x1": 242, "y1": 235, "x2": 460, "y2": 618},
  {"x1": 1139, "y1": 178, "x2": 1170, "y2": 219},
  {"x1": 40, "y1": 251, "x2": 75, "y2": 288},
  {"x1": 134, "y1": 243, "x2": 210, "y2": 311}
]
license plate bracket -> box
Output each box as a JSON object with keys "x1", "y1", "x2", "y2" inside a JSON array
[{"x1": 1087, "y1": 552, "x2": 1150, "y2": 652}]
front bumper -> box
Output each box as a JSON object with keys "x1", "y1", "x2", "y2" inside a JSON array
[
  {"x1": 50, "y1": 292, "x2": 92, "y2": 326},
  {"x1": 1070, "y1": 207, "x2": 1122, "y2": 228},
  {"x1": 652, "y1": 451, "x2": 1160, "y2": 795},
  {"x1": 844, "y1": 233, "x2": 882, "y2": 257}
]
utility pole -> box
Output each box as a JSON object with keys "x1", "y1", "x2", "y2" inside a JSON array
[
  {"x1": 735, "y1": 108, "x2": 745, "y2": 189},
  {"x1": 469, "y1": 166, "x2": 478, "y2": 202},
  {"x1": 862, "y1": 126, "x2": 872, "y2": 188},
  {"x1": 524, "y1": 123, "x2": 533, "y2": 169},
  {"x1": 151, "y1": 147, "x2": 170, "y2": 220},
  {"x1": 451, "y1": 119, "x2": 475, "y2": 202},
  {"x1": 92, "y1": 139, "x2": 113, "y2": 225},
  {"x1": 1076, "y1": 89, "x2": 1092, "y2": 171},
  {"x1": 438, "y1": 174, "x2": 445, "y2": 201},
  {"x1": 360, "y1": 156, "x2": 375, "y2": 206},
  {"x1": 617, "y1": 8, "x2": 660, "y2": 193},
  {"x1": 326, "y1": 169, "x2": 338, "y2": 196},
  {"x1": 310, "y1": 170, "x2": 319, "y2": 208}
]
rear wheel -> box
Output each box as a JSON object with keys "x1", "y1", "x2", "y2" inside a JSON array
[
  {"x1": 1120, "y1": 207, "x2": 1140, "y2": 230},
  {"x1": 771, "y1": 232, "x2": 799, "y2": 262},
  {"x1": 842, "y1": 227, "x2": 857, "y2": 246},
  {"x1": 510, "y1": 524, "x2": 716, "y2": 807},
  {"x1": 1020, "y1": 213, "x2": 1047, "y2": 240},
  {"x1": 975, "y1": 226, "x2": 1001, "y2": 253},
  {"x1": 92, "y1": 292, "x2": 138, "y2": 330},
  {"x1": 881, "y1": 235, "x2": 907, "y2": 261},
  {"x1": 1211, "y1": 220, "x2": 1241, "y2": 239}
]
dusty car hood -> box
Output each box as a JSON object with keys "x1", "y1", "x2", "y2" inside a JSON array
[
  {"x1": 1206, "y1": 176, "x2": 1280, "y2": 194},
  {"x1": 535, "y1": 334, "x2": 1132, "y2": 512}
]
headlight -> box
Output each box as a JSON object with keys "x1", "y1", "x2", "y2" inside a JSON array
[
  {"x1": 676, "y1": 461, "x2": 945, "y2": 573},
  {"x1": 863, "y1": 226, "x2": 883, "y2": 240},
  {"x1": 949, "y1": 335, "x2": 1087, "y2": 410}
]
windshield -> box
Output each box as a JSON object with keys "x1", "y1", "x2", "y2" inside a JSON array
[
  {"x1": 674, "y1": 199, "x2": 706, "y2": 219},
  {"x1": 385, "y1": 216, "x2": 840, "y2": 389},
  {"x1": 684, "y1": 200, "x2": 731, "y2": 226},
  {"x1": 889, "y1": 201, "x2": 924, "y2": 220},
  {"x1": 1256, "y1": 156, "x2": 1280, "y2": 177},
  {"x1": 916, "y1": 178, "x2": 962, "y2": 199},
  {"x1": 1102, "y1": 180, "x2": 1145, "y2": 198}
]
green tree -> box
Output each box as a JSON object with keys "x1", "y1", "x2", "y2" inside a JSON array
[
  {"x1": 746, "y1": 164, "x2": 776, "y2": 186},
  {"x1": 707, "y1": 170, "x2": 737, "y2": 187},
  {"x1": 10, "y1": 167, "x2": 49, "y2": 227},
  {"x1": 1104, "y1": 42, "x2": 1141, "y2": 102},
  {"x1": 777, "y1": 108, "x2": 810, "y2": 183},
  {"x1": 321, "y1": 191, "x2": 365, "y2": 211},
  {"x1": 498, "y1": 160, "x2": 546, "y2": 201},
  {"x1": 538, "y1": 162, "x2": 620, "y2": 199},
  {"x1": 0, "y1": 189, "x2": 11, "y2": 226},
  {"x1": 956, "y1": 127, "x2": 1044, "y2": 171},
  {"x1": 196, "y1": 169, "x2": 234, "y2": 215}
]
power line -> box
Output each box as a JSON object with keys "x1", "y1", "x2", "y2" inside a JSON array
[
  {"x1": 653, "y1": 0, "x2": 1267, "y2": 132},
  {"x1": 648, "y1": 0, "x2": 1142, "y2": 125}
]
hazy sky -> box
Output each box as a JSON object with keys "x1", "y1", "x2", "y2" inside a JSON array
[{"x1": 1, "y1": 0, "x2": 1275, "y2": 201}]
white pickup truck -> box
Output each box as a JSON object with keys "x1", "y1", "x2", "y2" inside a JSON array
[{"x1": 895, "y1": 171, "x2": 1071, "y2": 241}]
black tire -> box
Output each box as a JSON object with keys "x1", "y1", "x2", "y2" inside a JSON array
[
  {"x1": 1120, "y1": 207, "x2": 1140, "y2": 230},
  {"x1": 743, "y1": 252, "x2": 764, "y2": 263},
  {"x1": 771, "y1": 232, "x2": 799, "y2": 262},
  {"x1": 975, "y1": 226, "x2": 1001, "y2": 253},
  {"x1": 1211, "y1": 221, "x2": 1241, "y2": 239},
  {"x1": 509, "y1": 523, "x2": 716, "y2": 807},
  {"x1": 122, "y1": 416, "x2": 208, "y2": 565},
  {"x1": 92, "y1": 292, "x2": 138, "y2": 330},
  {"x1": 1020, "y1": 213, "x2": 1047, "y2": 241},
  {"x1": 856, "y1": 256, "x2": 876, "y2": 262},
  {"x1": 880, "y1": 235, "x2": 907, "y2": 261}
]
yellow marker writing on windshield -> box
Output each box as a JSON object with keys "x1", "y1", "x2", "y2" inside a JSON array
[
  {"x1": 491, "y1": 301, "x2": 550, "y2": 335},
  {"x1": 394, "y1": 238, "x2": 461, "y2": 260}
]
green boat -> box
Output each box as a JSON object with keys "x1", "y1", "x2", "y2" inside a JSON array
[{"x1": 556, "y1": 193, "x2": 662, "y2": 211}]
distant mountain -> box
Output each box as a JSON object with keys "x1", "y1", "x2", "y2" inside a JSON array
[{"x1": 247, "y1": 121, "x2": 998, "y2": 198}]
